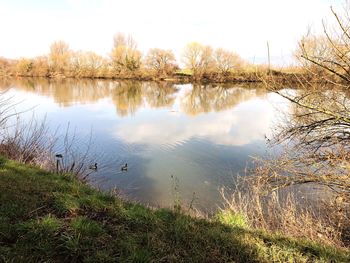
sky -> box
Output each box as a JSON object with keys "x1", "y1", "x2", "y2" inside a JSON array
[{"x1": 0, "y1": 0, "x2": 344, "y2": 65}]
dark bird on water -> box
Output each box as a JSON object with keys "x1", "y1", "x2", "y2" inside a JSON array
[
  {"x1": 121, "y1": 163, "x2": 128, "y2": 171},
  {"x1": 89, "y1": 163, "x2": 98, "y2": 170}
]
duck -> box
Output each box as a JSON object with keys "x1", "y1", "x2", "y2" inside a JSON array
[
  {"x1": 121, "y1": 163, "x2": 128, "y2": 171},
  {"x1": 89, "y1": 163, "x2": 98, "y2": 170}
]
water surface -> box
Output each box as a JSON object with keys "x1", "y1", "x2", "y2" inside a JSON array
[{"x1": 0, "y1": 79, "x2": 289, "y2": 211}]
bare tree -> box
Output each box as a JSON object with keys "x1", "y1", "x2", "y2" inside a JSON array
[
  {"x1": 32, "y1": 56, "x2": 50, "y2": 77},
  {"x1": 14, "y1": 58, "x2": 33, "y2": 77},
  {"x1": 0, "y1": 58, "x2": 13, "y2": 76},
  {"x1": 71, "y1": 51, "x2": 106, "y2": 77},
  {"x1": 182, "y1": 42, "x2": 214, "y2": 79},
  {"x1": 213, "y1": 48, "x2": 243, "y2": 75},
  {"x1": 263, "y1": 4, "x2": 350, "y2": 207},
  {"x1": 144, "y1": 48, "x2": 177, "y2": 76},
  {"x1": 297, "y1": 5, "x2": 350, "y2": 84},
  {"x1": 267, "y1": 85, "x2": 350, "y2": 198},
  {"x1": 274, "y1": 87, "x2": 350, "y2": 154},
  {"x1": 110, "y1": 33, "x2": 142, "y2": 73},
  {"x1": 49, "y1": 40, "x2": 71, "y2": 75}
]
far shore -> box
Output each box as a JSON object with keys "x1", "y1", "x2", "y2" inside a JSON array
[{"x1": 0, "y1": 70, "x2": 314, "y2": 85}]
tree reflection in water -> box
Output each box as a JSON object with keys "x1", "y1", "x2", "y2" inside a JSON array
[{"x1": 0, "y1": 78, "x2": 267, "y2": 117}]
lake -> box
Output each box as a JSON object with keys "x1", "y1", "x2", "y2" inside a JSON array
[{"x1": 0, "y1": 78, "x2": 289, "y2": 211}]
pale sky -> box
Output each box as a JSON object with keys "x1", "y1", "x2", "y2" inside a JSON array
[{"x1": 0, "y1": 0, "x2": 344, "y2": 64}]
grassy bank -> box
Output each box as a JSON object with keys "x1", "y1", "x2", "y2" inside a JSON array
[{"x1": 0, "y1": 157, "x2": 348, "y2": 262}]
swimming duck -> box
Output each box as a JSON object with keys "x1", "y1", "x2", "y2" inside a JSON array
[
  {"x1": 89, "y1": 163, "x2": 98, "y2": 170},
  {"x1": 121, "y1": 163, "x2": 128, "y2": 171}
]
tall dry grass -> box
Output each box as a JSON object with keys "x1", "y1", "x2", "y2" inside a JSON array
[
  {"x1": 220, "y1": 157, "x2": 350, "y2": 248},
  {"x1": 0, "y1": 91, "x2": 101, "y2": 180},
  {"x1": 0, "y1": 116, "x2": 53, "y2": 168}
]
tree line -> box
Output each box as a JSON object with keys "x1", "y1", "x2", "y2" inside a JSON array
[
  {"x1": 0, "y1": 33, "x2": 248, "y2": 81},
  {"x1": 1, "y1": 24, "x2": 348, "y2": 84}
]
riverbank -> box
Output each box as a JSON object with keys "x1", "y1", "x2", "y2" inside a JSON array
[
  {"x1": 1, "y1": 66, "x2": 309, "y2": 85},
  {"x1": 0, "y1": 157, "x2": 348, "y2": 262}
]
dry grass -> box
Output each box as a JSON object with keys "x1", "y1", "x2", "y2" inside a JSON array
[
  {"x1": 220, "y1": 159, "x2": 350, "y2": 248},
  {"x1": 0, "y1": 117, "x2": 53, "y2": 168},
  {"x1": 0, "y1": 92, "x2": 101, "y2": 179}
]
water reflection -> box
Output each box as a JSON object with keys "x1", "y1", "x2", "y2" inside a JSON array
[
  {"x1": 0, "y1": 78, "x2": 286, "y2": 210},
  {"x1": 111, "y1": 81, "x2": 178, "y2": 116},
  {"x1": 180, "y1": 83, "x2": 266, "y2": 115},
  {"x1": 0, "y1": 78, "x2": 267, "y2": 117}
]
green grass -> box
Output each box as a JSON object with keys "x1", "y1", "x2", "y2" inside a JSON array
[
  {"x1": 0, "y1": 157, "x2": 348, "y2": 262},
  {"x1": 175, "y1": 69, "x2": 193, "y2": 76}
]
